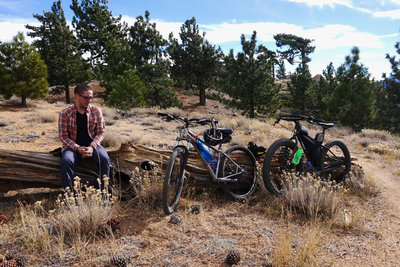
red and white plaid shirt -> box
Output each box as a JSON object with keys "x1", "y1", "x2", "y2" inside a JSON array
[{"x1": 58, "y1": 104, "x2": 105, "y2": 152}]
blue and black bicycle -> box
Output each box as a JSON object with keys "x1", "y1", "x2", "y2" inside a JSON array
[{"x1": 158, "y1": 113, "x2": 257, "y2": 215}]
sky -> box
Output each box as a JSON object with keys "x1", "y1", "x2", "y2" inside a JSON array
[{"x1": 0, "y1": 0, "x2": 399, "y2": 80}]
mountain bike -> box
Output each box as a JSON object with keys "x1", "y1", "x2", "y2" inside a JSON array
[
  {"x1": 262, "y1": 114, "x2": 351, "y2": 195},
  {"x1": 158, "y1": 112, "x2": 257, "y2": 215}
]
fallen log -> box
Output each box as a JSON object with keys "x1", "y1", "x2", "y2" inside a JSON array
[{"x1": 0, "y1": 142, "x2": 210, "y2": 197}]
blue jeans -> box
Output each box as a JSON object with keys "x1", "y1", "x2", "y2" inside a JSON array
[{"x1": 60, "y1": 146, "x2": 110, "y2": 190}]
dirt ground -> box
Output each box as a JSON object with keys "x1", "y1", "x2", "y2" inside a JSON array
[{"x1": 0, "y1": 83, "x2": 400, "y2": 266}]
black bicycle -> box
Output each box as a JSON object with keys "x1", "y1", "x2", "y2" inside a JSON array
[
  {"x1": 158, "y1": 112, "x2": 257, "y2": 215},
  {"x1": 262, "y1": 114, "x2": 351, "y2": 195}
]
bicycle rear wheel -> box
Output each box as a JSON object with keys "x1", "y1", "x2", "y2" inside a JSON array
[
  {"x1": 219, "y1": 145, "x2": 257, "y2": 200},
  {"x1": 262, "y1": 139, "x2": 299, "y2": 195},
  {"x1": 162, "y1": 145, "x2": 188, "y2": 215},
  {"x1": 318, "y1": 140, "x2": 351, "y2": 183}
]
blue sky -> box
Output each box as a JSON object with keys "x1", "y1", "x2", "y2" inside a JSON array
[{"x1": 0, "y1": 0, "x2": 399, "y2": 80}]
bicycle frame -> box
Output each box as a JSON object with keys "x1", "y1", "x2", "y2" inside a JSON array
[
  {"x1": 286, "y1": 119, "x2": 339, "y2": 173},
  {"x1": 174, "y1": 123, "x2": 245, "y2": 183}
]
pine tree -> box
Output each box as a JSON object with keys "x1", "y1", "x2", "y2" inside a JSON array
[
  {"x1": 128, "y1": 11, "x2": 180, "y2": 108},
  {"x1": 276, "y1": 59, "x2": 286, "y2": 80},
  {"x1": 26, "y1": 0, "x2": 87, "y2": 103},
  {"x1": 311, "y1": 62, "x2": 337, "y2": 118},
  {"x1": 374, "y1": 42, "x2": 400, "y2": 133},
  {"x1": 71, "y1": 0, "x2": 129, "y2": 96},
  {"x1": 329, "y1": 47, "x2": 376, "y2": 131},
  {"x1": 168, "y1": 17, "x2": 222, "y2": 106},
  {"x1": 274, "y1": 33, "x2": 316, "y2": 113},
  {"x1": 0, "y1": 33, "x2": 48, "y2": 107},
  {"x1": 219, "y1": 31, "x2": 280, "y2": 118},
  {"x1": 106, "y1": 69, "x2": 147, "y2": 112}
]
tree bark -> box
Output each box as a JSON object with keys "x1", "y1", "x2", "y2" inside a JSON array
[
  {"x1": 199, "y1": 86, "x2": 206, "y2": 106},
  {"x1": 0, "y1": 142, "x2": 210, "y2": 196},
  {"x1": 65, "y1": 82, "x2": 70, "y2": 104}
]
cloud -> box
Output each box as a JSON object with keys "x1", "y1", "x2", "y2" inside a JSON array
[
  {"x1": 284, "y1": 0, "x2": 353, "y2": 8},
  {"x1": 373, "y1": 8, "x2": 400, "y2": 19},
  {"x1": 0, "y1": 18, "x2": 38, "y2": 42}
]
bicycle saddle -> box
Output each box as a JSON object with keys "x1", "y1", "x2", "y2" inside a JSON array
[{"x1": 316, "y1": 121, "x2": 334, "y2": 128}]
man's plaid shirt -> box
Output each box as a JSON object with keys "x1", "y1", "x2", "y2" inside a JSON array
[{"x1": 58, "y1": 104, "x2": 105, "y2": 152}]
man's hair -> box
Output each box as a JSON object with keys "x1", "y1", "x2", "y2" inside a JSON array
[{"x1": 74, "y1": 84, "x2": 92, "y2": 95}]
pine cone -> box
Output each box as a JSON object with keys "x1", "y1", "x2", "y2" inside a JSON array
[
  {"x1": 191, "y1": 205, "x2": 200, "y2": 214},
  {"x1": 106, "y1": 217, "x2": 121, "y2": 230},
  {"x1": 0, "y1": 215, "x2": 8, "y2": 225},
  {"x1": 225, "y1": 250, "x2": 241, "y2": 265},
  {"x1": 111, "y1": 255, "x2": 127, "y2": 267},
  {"x1": 169, "y1": 214, "x2": 182, "y2": 225}
]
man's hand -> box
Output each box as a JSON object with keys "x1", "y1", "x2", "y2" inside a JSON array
[{"x1": 77, "y1": 146, "x2": 94, "y2": 158}]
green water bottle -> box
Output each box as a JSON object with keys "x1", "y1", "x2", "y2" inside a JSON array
[{"x1": 292, "y1": 149, "x2": 303, "y2": 165}]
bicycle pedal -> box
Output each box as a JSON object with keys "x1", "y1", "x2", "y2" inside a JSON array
[{"x1": 194, "y1": 177, "x2": 209, "y2": 182}]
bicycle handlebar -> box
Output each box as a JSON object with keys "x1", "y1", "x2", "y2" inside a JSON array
[
  {"x1": 157, "y1": 112, "x2": 218, "y2": 126},
  {"x1": 275, "y1": 114, "x2": 333, "y2": 127}
]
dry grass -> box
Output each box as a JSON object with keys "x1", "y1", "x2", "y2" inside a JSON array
[
  {"x1": 27, "y1": 113, "x2": 58, "y2": 124},
  {"x1": 0, "y1": 118, "x2": 11, "y2": 127},
  {"x1": 280, "y1": 173, "x2": 345, "y2": 220},
  {"x1": 102, "y1": 130, "x2": 124, "y2": 148},
  {"x1": 129, "y1": 162, "x2": 164, "y2": 211},
  {"x1": 272, "y1": 224, "x2": 324, "y2": 267},
  {"x1": 346, "y1": 165, "x2": 378, "y2": 197},
  {"x1": 14, "y1": 176, "x2": 117, "y2": 263}
]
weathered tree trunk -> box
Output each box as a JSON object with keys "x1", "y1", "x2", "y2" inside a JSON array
[{"x1": 0, "y1": 142, "x2": 209, "y2": 196}]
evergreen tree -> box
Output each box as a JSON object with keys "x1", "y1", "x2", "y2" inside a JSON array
[
  {"x1": 274, "y1": 33, "x2": 315, "y2": 71},
  {"x1": 286, "y1": 64, "x2": 315, "y2": 113},
  {"x1": 168, "y1": 17, "x2": 221, "y2": 106},
  {"x1": 106, "y1": 69, "x2": 147, "y2": 112},
  {"x1": 274, "y1": 33, "x2": 316, "y2": 113},
  {"x1": 26, "y1": 0, "x2": 87, "y2": 103},
  {"x1": 374, "y1": 42, "x2": 400, "y2": 133},
  {"x1": 71, "y1": 0, "x2": 129, "y2": 95},
  {"x1": 0, "y1": 33, "x2": 48, "y2": 107},
  {"x1": 311, "y1": 62, "x2": 337, "y2": 118},
  {"x1": 329, "y1": 47, "x2": 376, "y2": 131},
  {"x1": 220, "y1": 31, "x2": 279, "y2": 118},
  {"x1": 276, "y1": 59, "x2": 286, "y2": 80},
  {"x1": 128, "y1": 11, "x2": 180, "y2": 108}
]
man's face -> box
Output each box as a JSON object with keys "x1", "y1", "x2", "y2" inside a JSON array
[{"x1": 76, "y1": 90, "x2": 93, "y2": 109}]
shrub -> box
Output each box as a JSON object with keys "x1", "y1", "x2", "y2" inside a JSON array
[
  {"x1": 280, "y1": 173, "x2": 344, "y2": 220},
  {"x1": 18, "y1": 177, "x2": 117, "y2": 254},
  {"x1": 52, "y1": 177, "x2": 116, "y2": 242},
  {"x1": 106, "y1": 69, "x2": 147, "y2": 112},
  {"x1": 27, "y1": 113, "x2": 57, "y2": 123},
  {"x1": 129, "y1": 162, "x2": 164, "y2": 211}
]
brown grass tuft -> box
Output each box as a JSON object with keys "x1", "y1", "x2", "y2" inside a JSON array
[
  {"x1": 27, "y1": 113, "x2": 58, "y2": 124},
  {"x1": 129, "y1": 162, "x2": 164, "y2": 211},
  {"x1": 346, "y1": 165, "x2": 378, "y2": 197},
  {"x1": 17, "y1": 177, "x2": 117, "y2": 257},
  {"x1": 280, "y1": 173, "x2": 345, "y2": 220},
  {"x1": 272, "y1": 224, "x2": 323, "y2": 266}
]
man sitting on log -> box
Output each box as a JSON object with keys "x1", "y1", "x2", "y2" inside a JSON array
[{"x1": 58, "y1": 83, "x2": 110, "y2": 190}]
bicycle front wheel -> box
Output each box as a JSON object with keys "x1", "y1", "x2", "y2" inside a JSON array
[
  {"x1": 162, "y1": 145, "x2": 188, "y2": 215},
  {"x1": 262, "y1": 139, "x2": 299, "y2": 195},
  {"x1": 318, "y1": 140, "x2": 351, "y2": 183},
  {"x1": 219, "y1": 145, "x2": 257, "y2": 200}
]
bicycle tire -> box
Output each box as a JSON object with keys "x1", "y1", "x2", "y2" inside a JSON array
[
  {"x1": 262, "y1": 139, "x2": 299, "y2": 195},
  {"x1": 162, "y1": 145, "x2": 188, "y2": 215},
  {"x1": 219, "y1": 145, "x2": 257, "y2": 200},
  {"x1": 318, "y1": 140, "x2": 351, "y2": 183}
]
